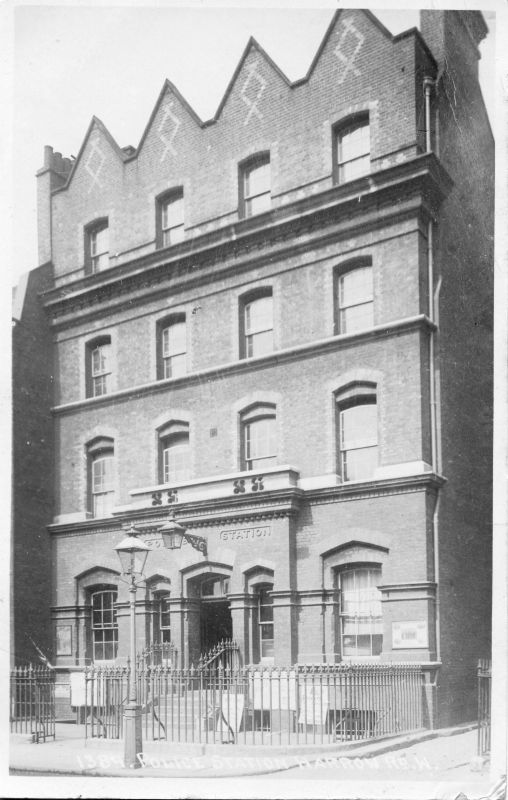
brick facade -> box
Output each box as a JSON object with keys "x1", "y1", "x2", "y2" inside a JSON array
[{"x1": 13, "y1": 9, "x2": 493, "y2": 727}]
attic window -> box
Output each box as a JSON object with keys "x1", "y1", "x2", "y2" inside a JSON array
[{"x1": 85, "y1": 219, "x2": 109, "y2": 274}]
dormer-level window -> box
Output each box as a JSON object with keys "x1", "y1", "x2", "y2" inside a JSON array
[
  {"x1": 336, "y1": 117, "x2": 370, "y2": 183},
  {"x1": 241, "y1": 155, "x2": 271, "y2": 218},
  {"x1": 158, "y1": 191, "x2": 184, "y2": 247},
  {"x1": 86, "y1": 221, "x2": 109, "y2": 273}
]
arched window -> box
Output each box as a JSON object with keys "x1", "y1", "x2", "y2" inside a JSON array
[
  {"x1": 85, "y1": 218, "x2": 109, "y2": 273},
  {"x1": 240, "y1": 153, "x2": 271, "y2": 218},
  {"x1": 338, "y1": 565, "x2": 382, "y2": 657},
  {"x1": 156, "y1": 189, "x2": 184, "y2": 248},
  {"x1": 91, "y1": 589, "x2": 118, "y2": 661},
  {"x1": 335, "y1": 115, "x2": 370, "y2": 183},
  {"x1": 86, "y1": 336, "x2": 112, "y2": 397},
  {"x1": 336, "y1": 263, "x2": 374, "y2": 334},
  {"x1": 240, "y1": 289, "x2": 273, "y2": 359},
  {"x1": 159, "y1": 421, "x2": 190, "y2": 483},
  {"x1": 87, "y1": 437, "x2": 115, "y2": 517},
  {"x1": 157, "y1": 315, "x2": 187, "y2": 379},
  {"x1": 336, "y1": 384, "x2": 377, "y2": 482},
  {"x1": 241, "y1": 403, "x2": 277, "y2": 471}
]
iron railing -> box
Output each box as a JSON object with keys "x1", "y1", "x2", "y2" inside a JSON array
[
  {"x1": 139, "y1": 642, "x2": 178, "y2": 669},
  {"x1": 10, "y1": 665, "x2": 56, "y2": 742},
  {"x1": 198, "y1": 639, "x2": 240, "y2": 672},
  {"x1": 477, "y1": 658, "x2": 491, "y2": 756},
  {"x1": 84, "y1": 662, "x2": 425, "y2": 745}
]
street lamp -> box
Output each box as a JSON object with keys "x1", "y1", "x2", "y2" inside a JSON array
[
  {"x1": 159, "y1": 512, "x2": 207, "y2": 556},
  {"x1": 115, "y1": 524, "x2": 151, "y2": 769}
]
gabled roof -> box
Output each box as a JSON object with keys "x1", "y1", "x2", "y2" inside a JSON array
[
  {"x1": 54, "y1": 115, "x2": 128, "y2": 193},
  {"x1": 56, "y1": 9, "x2": 428, "y2": 191}
]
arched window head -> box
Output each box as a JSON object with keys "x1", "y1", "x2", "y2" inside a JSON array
[
  {"x1": 240, "y1": 289, "x2": 273, "y2": 359},
  {"x1": 86, "y1": 336, "x2": 112, "y2": 398},
  {"x1": 159, "y1": 421, "x2": 190, "y2": 483},
  {"x1": 85, "y1": 219, "x2": 109, "y2": 274},
  {"x1": 241, "y1": 403, "x2": 277, "y2": 471},
  {"x1": 157, "y1": 189, "x2": 184, "y2": 248},
  {"x1": 335, "y1": 115, "x2": 370, "y2": 184},
  {"x1": 240, "y1": 154, "x2": 271, "y2": 218},
  {"x1": 336, "y1": 263, "x2": 374, "y2": 335},
  {"x1": 87, "y1": 437, "x2": 115, "y2": 517},
  {"x1": 157, "y1": 314, "x2": 186, "y2": 379},
  {"x1": 338, "y1": 565, "x2": 382, "y2": 657},
  {"x1": 336, "y1": 384, "x2": 377, "y2": 482}
]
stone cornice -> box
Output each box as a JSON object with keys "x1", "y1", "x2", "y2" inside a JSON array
[
  {"x1": 305, "y1": 472, "x2": 446, "y2": 503},
  {"x1": 51, "y1": 315, "x2": 434, "y2": 416},
  {"x1": 48, "y1": 487, "x2": 303, "y2": 536},
  {"x1": 43, "y1": 154, "x2": 452, "y2": 326}
]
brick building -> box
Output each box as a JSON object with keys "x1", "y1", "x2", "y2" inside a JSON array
[{"x1": 14, "y1": 9, "x2": 493, "y2": 726}]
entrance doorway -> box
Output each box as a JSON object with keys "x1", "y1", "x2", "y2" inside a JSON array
[{"x1": 200, "y1": 601, "x2": 233, "y2": 652}]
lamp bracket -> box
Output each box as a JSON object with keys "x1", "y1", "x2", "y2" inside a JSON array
[{"x1": 183, "y1": 532, "x2": 207, "y2": 556}]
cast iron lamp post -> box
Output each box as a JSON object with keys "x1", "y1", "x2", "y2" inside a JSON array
[{"x1": 115, "y1": 525, "x2": 151, "y2": 769}]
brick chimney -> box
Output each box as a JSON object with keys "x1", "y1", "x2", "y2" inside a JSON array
[
  {"x1": 420, "y1": 10, "x2": 488, "y2": 81},
  {"x1": 36, "y1": 146, "x2": 73, "y2": 266}
]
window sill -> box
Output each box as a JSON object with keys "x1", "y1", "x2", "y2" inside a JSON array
[{"x1": 52, "y1": 315, "x2": 435, "y2": 415}]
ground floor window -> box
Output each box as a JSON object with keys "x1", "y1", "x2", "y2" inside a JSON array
[
  {"x1": 91, "y1": 590, "x2": 118, "y2": 661},
  {"x1": 258, "y1": 585, "x2": 274, "y2": 662},
  {"x1": 157, "y1": 593, "x2": 171, "y2": 644},
  {"x1": 339, "y1": 566, "x2": 382, "y2": 657}
]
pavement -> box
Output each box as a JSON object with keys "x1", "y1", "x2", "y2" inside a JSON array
[{"x1": 8, "y1": 721, "x2": 507, "y2": 799}]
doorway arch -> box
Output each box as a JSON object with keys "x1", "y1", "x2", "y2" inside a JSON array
[{"x1": 183, "y1": 563, "x2": 233, "y2": 662}]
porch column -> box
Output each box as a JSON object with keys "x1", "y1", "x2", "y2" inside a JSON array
[
  {"x1": 271, "y1": 590, "x2": 297, "y2": 665},
  {"x1": 228, "y1": 592, "x2": 254, "y2": 666},
  {"x1": 184, "y1": 598, "x2": 201, "y2": 668}
]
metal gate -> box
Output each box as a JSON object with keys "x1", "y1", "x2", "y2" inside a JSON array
[{"x1": 10, "y1": 665, "x2": 56, "y2": 742}]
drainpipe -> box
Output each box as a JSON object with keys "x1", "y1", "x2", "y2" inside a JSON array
[
  {"x1": 423, "y1": 76, "x2": 442, "y2": 666},
  {"x1": 428, "y1": 217, "x2": 442, "y2": 664},
  {"x1": 423, "y1": 77, "x2": 435, "y2": 153}
]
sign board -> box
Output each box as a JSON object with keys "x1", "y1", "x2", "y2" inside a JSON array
[
  {"x1": 219, "y1": 526, "x2": 271, "y2": 542},
  {"x1": 251, "y1": 670, "x2": 297, "y2": 710},
  {"x1": 70, "y1": 672, "x2": 100, "y2": 706},
  {"x1": 55, "y1": 625, "x2": 72, "y2": 656},
  {"x1": 298, "y1": 682, "x2": 329, "y2": 725},
  {"x1": 220, "y1": 693, "x2": 245, "y2": 734},
  {"x1": 392, "y1": 620, "x2": 429, "y2": 649}
]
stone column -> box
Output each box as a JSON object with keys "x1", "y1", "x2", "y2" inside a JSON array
[
  {"x1": 271, "y1": 590, "x2": 297, "y2": 665},
  {"x1": 228, "y1": 592, "x2": 255, "y2": 666},
  {"x1": 183, "y1": 598, "x2": 201, "y2": 668}
]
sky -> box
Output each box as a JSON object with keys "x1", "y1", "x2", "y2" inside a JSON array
[{"x1": 6, "y1": 2, "x2": 498, "y2": 286}]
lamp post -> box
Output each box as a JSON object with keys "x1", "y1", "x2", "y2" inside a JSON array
[{"x1": 115, "y1": 525, "x2": 151, "y2": 769}]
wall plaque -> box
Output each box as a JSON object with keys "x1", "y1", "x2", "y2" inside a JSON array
[
  {"x1": 219, "y1": 526, "x2": 271, "y2": 542},
  {"x1": 392, "y1": 620, "x2": 428, "y2": 649}
]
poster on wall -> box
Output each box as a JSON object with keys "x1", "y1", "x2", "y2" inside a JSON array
[{"x1": 55, "y1": 625, "x2": 72, "y2": 656}]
